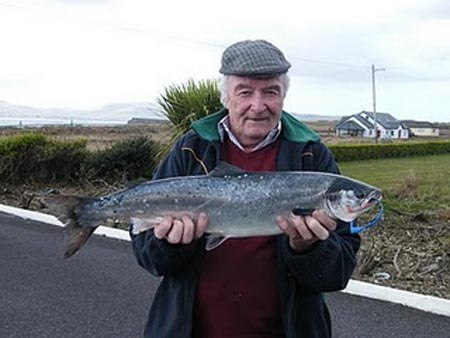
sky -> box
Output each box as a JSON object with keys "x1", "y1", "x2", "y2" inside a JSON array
[{"x1": 0, "y1": 0, "x2": 449, "y2": 122}]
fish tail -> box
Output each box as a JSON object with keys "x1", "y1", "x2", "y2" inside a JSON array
[
  {"x1": 64, "y1": 221, "x2": 96, "y2": 258},
  {"x1": 42, "y1": 195, "x2": 99, "y2": 258}
]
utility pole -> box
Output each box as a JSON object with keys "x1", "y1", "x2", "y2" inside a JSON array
[{"x1": 372, "y1": 64, "x2": 385, "y2": 143}]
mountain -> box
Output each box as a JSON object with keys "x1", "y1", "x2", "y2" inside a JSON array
[
  {"x1": 291, "y1": 113, "x2": 342, "y2": 122},
  {"x1": 0, "y1": 101, "x2": 166, "y2": 125}
]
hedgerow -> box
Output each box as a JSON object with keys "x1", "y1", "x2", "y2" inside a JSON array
[
  {"x1": 0, "y1": 133, "x2": 87, "y2": 183},
  {"x1": 0, "y1": 134, "x2": 160, "y2": 184},
  {"x1": 85, "y1": 136, "x2": 160, "y2": 182},
  {"x1": 329, "y1": 141, "x2": 450, "y2": 162}
]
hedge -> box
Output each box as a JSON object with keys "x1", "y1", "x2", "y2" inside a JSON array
[
  {"x1": 0, "y1": 133, "x2": 88, "y2": 183},
  {"x1": 86, "y1": 136, "x2": 160, "y2": 182},
  {"x1": 329, "y1": 141, "x2": 450, "y2": 162},
  {"x1": 0, "y1": 134, "x2": 160, "y2": 184}
]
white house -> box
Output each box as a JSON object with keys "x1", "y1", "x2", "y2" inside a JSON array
[
  {"x1": 402, "y1": 120, "x2": 440, "y2": 137},
  {"x1": 335, "y1": 111, "x2": 410, "y2": 139}
]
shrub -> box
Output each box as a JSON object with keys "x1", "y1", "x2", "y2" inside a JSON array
[
  {"x1": 0, "y1": 133, "x2": 88, "y2": 183},
  {"x1": 157, "y1": 78, "x2": 222, "y2": 158},
  {"x1": 329, "y1": 141, "x2": 450, "y2": 162},
  {"x1": 86, "y1": 136, "x2": 160, "y2": 182}
]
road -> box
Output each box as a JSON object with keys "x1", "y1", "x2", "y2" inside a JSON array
[{"x1": 1, "y1": 212, "x2": 449, "y2": 338}]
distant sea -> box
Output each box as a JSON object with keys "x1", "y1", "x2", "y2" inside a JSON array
[
  {"x1": 0, "y1": 101, "x2": 166, "y2": 127},
  {"x1": 0, "y1": 117, "x2": 129, "y2": 127}
]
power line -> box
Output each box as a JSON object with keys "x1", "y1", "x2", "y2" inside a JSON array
[{"x1": 290, "y1": 56, "x2": 369, "y2": 70}]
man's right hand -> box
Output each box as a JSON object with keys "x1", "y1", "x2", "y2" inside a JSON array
[{"x1": 153, "y1": 212, "x2": 208, "y2": 245}]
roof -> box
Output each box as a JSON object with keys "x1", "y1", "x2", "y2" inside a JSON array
[
  {"x1": 336, "y1": 113, "x2": 373, "y2": 130},
  {"x1": 402, "y1": 120, "x2": 437, "y2": 128},
  {"x1": 337, "y1": 111, "x2": 409, "y2": 130},
  {"x1": 354, "y1": 114, "x2": 374, "y2": 129},
  {"x1": 360, "y1": 111, "x2": 405, "y2": 129},
  {"x1": 336, "y1": 120, "x2": 365, "y2": 131}
]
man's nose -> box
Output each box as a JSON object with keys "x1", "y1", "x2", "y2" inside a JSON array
[{"x1": 250, "y1": 92, "x2": 266, "y2": 113}]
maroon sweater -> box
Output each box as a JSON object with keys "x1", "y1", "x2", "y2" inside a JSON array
[{"x1": 193, "y1": 138, "x2": 283, "y2": 338}]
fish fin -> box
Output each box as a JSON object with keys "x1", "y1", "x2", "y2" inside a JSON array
[
  {"x1": 64, "y1": 223, "x2": 96, "y2": 258},
  {"x1": 130, "y1": 216, "x2": 163, "y2": 235},
  {"x1": 41, "y1": 194, "x2": 100, "y2": 258},
  {"x1": 205, "y1": 235, "x2": 229, "y2": 251},
  {"x1": 209, "y1": 161, "x2": 246, "y2": 177}
]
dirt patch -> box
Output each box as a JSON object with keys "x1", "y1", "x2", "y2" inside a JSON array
[{"x1": 355, "y1": 217, "x2": 450, "y2": 299}]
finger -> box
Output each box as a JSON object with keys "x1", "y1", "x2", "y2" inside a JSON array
[
  {"x1": 304, "y1": 216, "x2": 329, "y2": 240},
  {"x1": 167, "y1": 219, "x2": 183, "y2": 244},
  {"x1": 181, "y1": 215, "x2": 195, "y2": 244},
  {"x1": 153, "y1": 216, "x2": 173, "y2": 239},
  {"x1": 195, "y1": 212, "x2": 209, "y2": 238},
  {"x1": 277, "y1": 215, "x2": 302, "y2": 240},
  {"x1": 312, "y1": 210, "x2": 337, "y2": 231},
  {"x1": 290, "y1": 214, "x2": 314, "y2": 241}
]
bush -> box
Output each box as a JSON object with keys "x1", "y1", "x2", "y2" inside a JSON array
[
  {"x1": 329, "y1": 141, "x2": 450, "y2": 162},
  {"x1": 0, "y1": 133, "x2": 88, "y2": 183},
  {"x1": 157, "y1": 78, "x2": 222, "y2": 158},
  {"x1": 86, "y1": 136, "x2": 160, "y2": 182}
]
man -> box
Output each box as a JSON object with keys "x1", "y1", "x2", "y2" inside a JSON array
[{"x1": 131, "y1": 39, "x2": 360, "y2": 338}]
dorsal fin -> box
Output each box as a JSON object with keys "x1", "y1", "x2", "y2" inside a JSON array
[{"x1": 209, "y1": 161, "x2": 246, "y2": 177}]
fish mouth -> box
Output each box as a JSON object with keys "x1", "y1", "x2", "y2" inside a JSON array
[
  {"x1": 347, "y1": 190, "x2": 382, "y2": 213},
  {"x1": 361, "y1": 190, "x2": 382, "y2": 210}
]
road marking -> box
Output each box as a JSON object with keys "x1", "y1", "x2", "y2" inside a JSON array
[{"x1": 1, "y1": 203, "x2": 449, "y2": 317}]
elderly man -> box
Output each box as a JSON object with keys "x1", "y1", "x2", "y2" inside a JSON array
[{"x1": 132, "y1": 40, "x2": 360, "y2": 338}]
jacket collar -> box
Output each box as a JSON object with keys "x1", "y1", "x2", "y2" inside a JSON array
[{"x1": 191, "y1": 108, "x2": 320, "y2": 143}]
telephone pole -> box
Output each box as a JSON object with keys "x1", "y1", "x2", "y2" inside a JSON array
[{"x1": 372, "y1": 64, "x2": 385, "y2": 143}]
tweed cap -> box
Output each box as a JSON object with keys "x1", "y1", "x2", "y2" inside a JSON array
[{"x1": 219, "y1": 39, "x2": 291, "y2": 78}]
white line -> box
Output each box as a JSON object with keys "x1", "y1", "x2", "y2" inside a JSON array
[
  {"x1": 1, "y1": 203, "x2": 449, "y2": 316},
  {"x1": 343, "y1": 279, "x2": 450, "y2": 317},
  {"x1": 0, "y1": 204, "x2": 131, "y2": 241}
]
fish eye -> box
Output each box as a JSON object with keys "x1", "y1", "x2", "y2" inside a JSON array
[{"x1": 354, "y1": 190, "x2": 365, "y2": 199}]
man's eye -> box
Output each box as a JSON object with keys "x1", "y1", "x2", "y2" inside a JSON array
[
  {"x1": 265, "y1": 90, "x2": 280, "y2": 96},
  {"x1": 238, "y1": 91, "x2": 251, "y2": 97}
]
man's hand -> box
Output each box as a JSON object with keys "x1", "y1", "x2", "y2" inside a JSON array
[
  {"x1": 153, "y1": 212, "x2": 208, "y2": 245},
  {"x1": 277, "y1": 210, "x2": 337, "y2": 252}
]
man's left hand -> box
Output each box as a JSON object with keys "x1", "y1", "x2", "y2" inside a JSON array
[{"x1": 277, "y1": 210, "x2": 337, "y2": 252}]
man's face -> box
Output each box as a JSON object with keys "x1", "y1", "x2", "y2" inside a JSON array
[{"x1": 226, "y1": 75, "x2": 285, "y2": 149}]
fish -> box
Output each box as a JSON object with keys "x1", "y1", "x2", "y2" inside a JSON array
[{"x1": 43, "y1": 162, "x2": 382, "y2": 258}]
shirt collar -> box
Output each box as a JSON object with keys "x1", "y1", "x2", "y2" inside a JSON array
[{"x1": 218, "y1": 115, "x2": 281, "y2": 152}]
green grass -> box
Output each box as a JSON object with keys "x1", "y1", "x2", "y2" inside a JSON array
[{"x1": 339, "y1": 154, "x2": 450, "y2": 216}]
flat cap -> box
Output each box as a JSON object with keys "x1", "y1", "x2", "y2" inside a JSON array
[{"x1": 219, "y1": 39, "x2": 291, "y2": 78}]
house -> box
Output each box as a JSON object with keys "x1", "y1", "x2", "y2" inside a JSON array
[
  {"x1": 335, "y1": 111, "x2": 410, "y2": 139},
  {"x1": 402, "y1": 120, "x2": 440, "y2": 137}
]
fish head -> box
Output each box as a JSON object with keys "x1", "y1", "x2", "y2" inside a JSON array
[{"x1": 325, "y1": 176, "x2": 382, "y2": 222}]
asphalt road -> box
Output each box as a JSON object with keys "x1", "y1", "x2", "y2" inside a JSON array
[{"x1": 1, "y1": 212, "x2": 449, "y2": 338}]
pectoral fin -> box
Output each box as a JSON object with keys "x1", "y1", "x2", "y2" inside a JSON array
[
  {"x1": 130, "y1": 216, "x2": 164, "y2": 235},
  {"x1": 205, "y1": 235, "x2": 230, "y2": 251}
]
